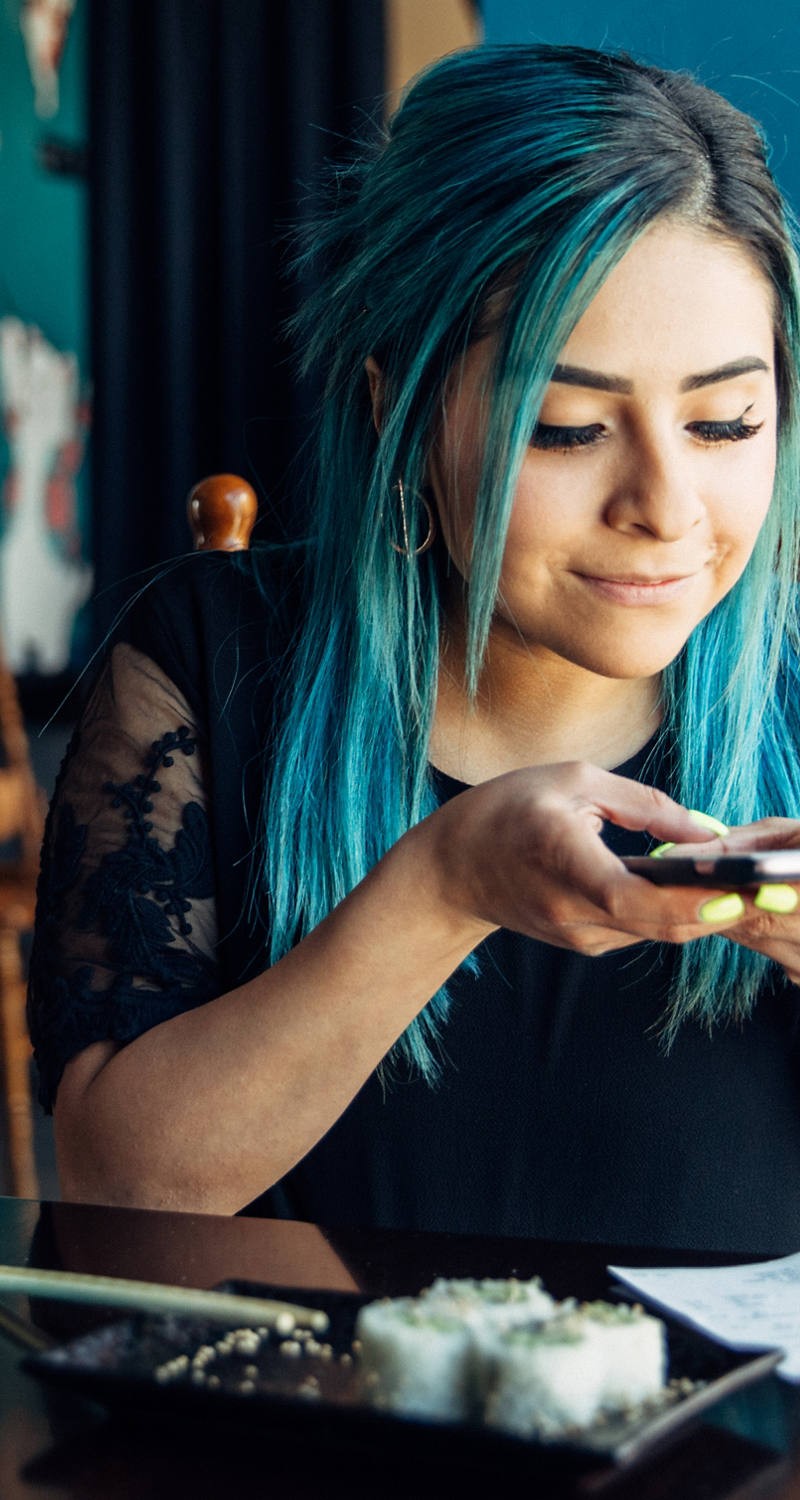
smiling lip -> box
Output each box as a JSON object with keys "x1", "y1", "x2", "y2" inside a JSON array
[{"x1": 576, "y1": 573, "x2": 698, "y2": 605}]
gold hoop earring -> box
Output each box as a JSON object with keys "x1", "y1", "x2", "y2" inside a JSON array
[{"x1": 390, "y1": 477, "x2": 435, "y2": 558}]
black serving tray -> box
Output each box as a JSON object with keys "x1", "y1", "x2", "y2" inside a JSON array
[{"x1": 22, "y1": 1280, "x2": 783, "y2": 1472}]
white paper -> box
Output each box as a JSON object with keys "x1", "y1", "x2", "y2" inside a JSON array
[{"x1": 609, "y1": 1251, "x2": 800, "y2": 1380}]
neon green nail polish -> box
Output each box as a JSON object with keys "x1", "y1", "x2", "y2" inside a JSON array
[
  {"x1": 699, "y1": 893, "x2": 745, "y2": 923},
  {"x1": 754, "y1": 885, "x2": 799, "y2": 914},
  {"x1": 649, "y1": 842, "x2": 676, "y2": 859},
  {"x1": 687, "y1": 810, "x2": 729, "y2": 836}
]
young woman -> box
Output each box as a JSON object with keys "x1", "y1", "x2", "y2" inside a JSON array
[{"x1": 29, "y1": 44, "x2": 800, "y2": 1252}]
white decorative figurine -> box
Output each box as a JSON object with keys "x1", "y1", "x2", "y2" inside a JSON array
[{"x1": 0, "y1": 317, "x2": 92, "y2": 674}]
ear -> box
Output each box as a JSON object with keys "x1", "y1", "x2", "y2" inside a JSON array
[{"x1": 364, "y1": 356, "x2": 385, "y2": 433}]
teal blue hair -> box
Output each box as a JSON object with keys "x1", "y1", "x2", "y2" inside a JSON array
[{"x1": 248, "y1": 44, "x2": 800, "y2": 1075}]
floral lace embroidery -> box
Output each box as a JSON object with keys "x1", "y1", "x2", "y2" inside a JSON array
[{"x1": 28, "y1": 727, "x2": 218, "y2": 1111}]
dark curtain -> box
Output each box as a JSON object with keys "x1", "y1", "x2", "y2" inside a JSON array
[{"x1": 88, "y1": 0, "x2": 385, "y2": 638}]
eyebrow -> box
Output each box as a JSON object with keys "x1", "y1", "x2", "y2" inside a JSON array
[
  {"x1": 551, "y1": 356, "x2": 770, "y2": 396},
  {"x1": 678, "y1": 357, "x2": 770, "y2": 391}
]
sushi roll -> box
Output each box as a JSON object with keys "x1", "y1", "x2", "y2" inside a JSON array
[
  {"x1": 483, "y1": 1310, "x2": 607, "y2": 1437},
  {"x1": 418, "y1": 1276, "x2": 559, "y2": 1407},
  {"x1": 354, "y1": 1282, "x2": 666, "y2": 1440},
  {"x1": 483, "y1": 1302, "x2": 666, "y2": 1439},
  {"x1": 419, "y1": 1276, "x2": 556, "y2": 1330},
  {"x1": 578, "y1": 1301, "x2": 666, "y2": 1409},
  {"x1": 354, "y1": 1296, "x2": 475, "y2": 1422}
]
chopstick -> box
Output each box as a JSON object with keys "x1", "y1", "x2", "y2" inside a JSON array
[{"x1": 0, "y1": 1265, "x2": 329, "y2": 1332}]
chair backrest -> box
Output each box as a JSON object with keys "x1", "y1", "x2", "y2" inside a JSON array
[
  {"x1": 0, "y1": 637, "x2": 44, "y2": 871},
  {"x1": 187, "y1": 474, "x2": 257, "y2": 553},
  {"x1": 0, "y1": 626, "x2": 45, "y2": 1202}
]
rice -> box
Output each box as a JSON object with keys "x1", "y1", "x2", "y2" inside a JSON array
[
  {"x1": 418, "y1": 1275, "x2": 556, "y2": 1329},
  {"x1": 355, "y1": 1279, "x2": 666, "y2": 1437},
  {"x1": 483, "y1": 1302, "x2": 665, "y2": 1438},
  {"x1": 354, "y1": 1296, "x2": 474, "y2": 1421}
]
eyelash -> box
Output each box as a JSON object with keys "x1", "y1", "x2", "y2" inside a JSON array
[{"x1": 530, "y1": 416, "x2": 765, "y2": 451}]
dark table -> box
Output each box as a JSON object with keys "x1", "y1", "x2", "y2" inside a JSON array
[{"x1": 1, "y1": 1195, "x2": 800, "y2": 1498}]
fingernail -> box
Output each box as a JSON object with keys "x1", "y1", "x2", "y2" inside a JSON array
[
  {"x1": 649, "y1": 842, "x2": 676, "y2": 859},
  {"x1": 699, "y1": 893, "x2": 745, "y2": 923},
  {"x1": 754, "y1": 885, "x2": 799, "y2": 914},
  {"x1": 687, "y1": 809, "x2": 729, "y2": 836}
]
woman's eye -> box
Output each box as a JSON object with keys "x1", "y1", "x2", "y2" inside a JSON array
[
  {"x1": 530, "y1": 422, "x2": 606, "y2": 451},
  {"x1": 531, "y1": 412, "x2": 766, "y2": 451},
  {"x1": 687, "y1": 415, "x2": 765, "y2": 444}
]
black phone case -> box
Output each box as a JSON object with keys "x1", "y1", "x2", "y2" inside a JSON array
[{"x1": 623, "y1": 854, "x2": 800, "y2": 887}]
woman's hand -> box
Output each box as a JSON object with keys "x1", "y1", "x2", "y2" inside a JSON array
[
  {"x1": 427, "y1": 760, "x2": 741, "y2": 956},
  {"x1": 655, "y1": 818, "x2": 800, "y2": 986}
]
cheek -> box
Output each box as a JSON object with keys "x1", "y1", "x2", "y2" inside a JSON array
[
  {"x1": 501, "y1": 466, "x2": 581, "y2": 557},
  {"x1": 715, "y1": 443, "x2": 776, "y2": 569}
]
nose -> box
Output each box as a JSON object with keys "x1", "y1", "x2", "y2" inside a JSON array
[{"x1": 603, "y1": 431, "x2": 705, "y2": 542}]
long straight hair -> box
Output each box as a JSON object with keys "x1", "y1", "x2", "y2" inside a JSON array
[{"x1": 248, "y1": 45, "x2": 800, "y2": 1076}]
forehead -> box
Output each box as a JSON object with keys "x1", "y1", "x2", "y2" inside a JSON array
[{"x1": 560, "y1": 221, "x2": 774, "y2": 380}]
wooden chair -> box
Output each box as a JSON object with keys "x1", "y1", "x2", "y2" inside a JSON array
[{"x1": 0, "y1": 641, "x2": 46, "y2": 1199}]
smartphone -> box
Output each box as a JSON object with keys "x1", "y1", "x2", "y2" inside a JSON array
[{"x1": 623, "y1": 851, "x2": 800, "y2": 887}]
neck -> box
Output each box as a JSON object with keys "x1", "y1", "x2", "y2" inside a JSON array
[{"x1": 430, "y1": 605, "x2": 662, "y2": 785}]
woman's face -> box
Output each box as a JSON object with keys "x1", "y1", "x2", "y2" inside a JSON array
[{"x1": 430, "y1": 220, "x2": 778, "y2": 681}]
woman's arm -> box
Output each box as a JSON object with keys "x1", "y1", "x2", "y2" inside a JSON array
[
  {"x1": 52, "y1": 723, "x2": 725, "y2": 1215},
  {"x1": 54, "y1": 808, "x2": 491, "y2": 1213}
]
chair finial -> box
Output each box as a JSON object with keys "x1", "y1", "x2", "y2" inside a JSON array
[{"x1": 187, "y1": 474, "x2": 257, "y2": 551}]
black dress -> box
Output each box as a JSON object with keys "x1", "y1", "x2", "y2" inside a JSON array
[{"x1": 28, "y1": 551, "x2": 800, "y2": 1253}]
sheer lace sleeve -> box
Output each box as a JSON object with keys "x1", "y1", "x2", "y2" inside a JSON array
[{"x1": 28, "y1": 641, "x2": 220, "y2": 1112}]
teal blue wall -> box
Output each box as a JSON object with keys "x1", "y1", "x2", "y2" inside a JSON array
[
  {"x1": 0, "y1": 0, "x2": 88, "y2": 360},
  {"x1": 482, "y1": 2, "x2": 800, "y2": 214},
  {"x1": 0, "y1": 0, "x2": 90, "y2": 668}
]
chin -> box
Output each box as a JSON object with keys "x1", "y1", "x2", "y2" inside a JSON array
[{"x1": 565, "y1": 637, "x2": 696, "y2": 680}]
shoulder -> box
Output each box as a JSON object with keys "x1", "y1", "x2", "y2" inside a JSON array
[
  {"x1": 121, "y1": 547, "x2": 298, "y2": 640},
  {"x1": 116, "y1": 546, "x2": 304, "y2": 723}
]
